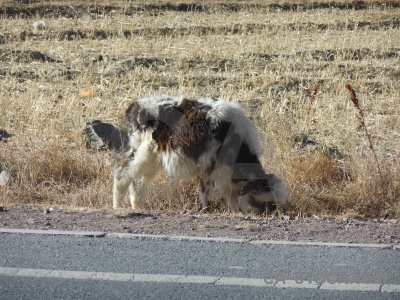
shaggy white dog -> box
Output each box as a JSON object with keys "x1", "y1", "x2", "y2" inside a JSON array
[{"x1": 113, "y1": 95, "x2": 286, "y2": 213}]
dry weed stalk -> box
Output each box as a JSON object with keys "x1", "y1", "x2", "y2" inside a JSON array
[
  {"x1": 345, "y1": 84, "x2": 385, "y2": 202},
  {"x1": 305, "y1": 83, "x2": 319, "y2": 133}
]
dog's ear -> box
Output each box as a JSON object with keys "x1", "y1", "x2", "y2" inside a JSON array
[{"x1": 125, "y1": 102, "x2": 156, "y2": 130}]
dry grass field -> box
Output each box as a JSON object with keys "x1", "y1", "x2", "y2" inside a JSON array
[{"x1": 1, "y1": 0, "x2": 399, "y2": 219}]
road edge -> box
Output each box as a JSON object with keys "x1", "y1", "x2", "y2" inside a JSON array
[{"x1": 1, "y1": 228, "x2": 399, "y2": 249}]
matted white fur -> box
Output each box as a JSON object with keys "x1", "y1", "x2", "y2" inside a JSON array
[
  {"x1": 198, "y1": 97, "x2": 263, "y2": 156},
  {"x1": 113, "y1": 95, "x2": 286, "y2": 213}
]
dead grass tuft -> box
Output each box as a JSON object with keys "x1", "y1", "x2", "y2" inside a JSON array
[
  {"x1": 0, "y1": 142, "x2": 113, "y2": 208},
  {"x1": 285, "y1": 155, "x2": 349, "y2": 215}
]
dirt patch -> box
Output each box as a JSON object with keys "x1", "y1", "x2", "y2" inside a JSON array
[
  {"x1": 0, "y1": 208, "x2": 399, "y2": 244},
  {"x1": 2, "y1": 1, "x2": 400, "y2": 18}
]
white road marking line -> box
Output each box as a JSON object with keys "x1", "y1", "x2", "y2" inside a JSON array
[
  {"x1": 107, "y1": 232, "x2": 249, "y2": 244},
  {"x1": 0, "y1": 267, "x2": 399, "y2": 293},
  {"x1": 228, "y1": 266, "x2": 244, "y2": 269},
  {"x1": 92, "y1": 272, "x2": 134, "y2": 281},
  {"x1": 382, "y1": 285, "x2": 400, "y2": 293},
  {"x1": 320, "y1": 282, "x2": 382, "y2": 292},
  {"x1": 248, "y1": 240, "x2": 393, "y2": 249},
  {"x1": 0, "y1": 228, "x2": 105, "y2": 237},
  {"x1": 215, "y1": 277, "x2": 269, "y2": 287},
  {"x1": 174, "y1": 275, "x2": 219, "y2": 284},
  {"x1": 1, "y1": 228, "x2": 398, "y2": 249},
  {"x1": 274, "y1": 280, "x2": 319, "y2": 289}
]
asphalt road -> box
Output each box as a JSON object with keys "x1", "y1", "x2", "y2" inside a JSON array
[{"x1": 0, "y1": 231, "x2": 399, "y2": 299}]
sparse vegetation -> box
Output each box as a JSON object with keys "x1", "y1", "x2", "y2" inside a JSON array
[{"x1": 0, "y1": 0, "x2": 399, "y2": 218}]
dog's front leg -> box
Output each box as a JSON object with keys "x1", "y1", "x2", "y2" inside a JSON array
[{"x1": 113, "y1": 139, "x2": 159, "y2": 210}]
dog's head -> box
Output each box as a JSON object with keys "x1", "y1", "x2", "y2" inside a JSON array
[{"x1": 237, "y1": 174, "x2": 287, "y2": 214}]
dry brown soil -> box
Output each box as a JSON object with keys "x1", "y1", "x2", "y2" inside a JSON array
[{"x1": 1, "y1": 207, "x2": 399, "y2": 245}]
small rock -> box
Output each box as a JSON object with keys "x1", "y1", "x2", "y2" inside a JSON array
[
  {"x1": 268, "y1": 83, "x2": 288, "y2": 95},
  {"x1": 312, "y1": 215, "x2": 321, "y2": 220},
  {"x1": 0, "y1": 129, "x2": 12, "y2": 142},
  {"x1": 81, "y1": 54, "x2": 109, "y2": 66},
  {"x1": 293, "y1": 132, "x2": 309, "y2": 145},
  {"x1": 33, "y1": 20, "x2": 48, "y2": 31},
  {"x1": 0, "y1": 169, "x2": 11, "y2": 186},
  {"x1": 82, "y1": 120, "x2": 128, "y2": 151},
  {"x1": 293, "y1": 132, "x2": 318, "y2": 149},
  {"x1": 82, "y1": 120, "x2": 115, "y2": 150},
  {"x1": 19, "y1": 31, "x2": 27, "y2": 41},
  {"x1": 44, "y1": 208, "x2": 54, "y2": 214}
]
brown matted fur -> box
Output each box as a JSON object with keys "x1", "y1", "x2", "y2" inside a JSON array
[{"x1": 113, "y1": 95, "x2": 286, "y2": 213}]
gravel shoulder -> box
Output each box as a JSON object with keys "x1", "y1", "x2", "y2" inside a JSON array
[{"x1": 1, "y1": 207, "x2": 399, "y2": 244}]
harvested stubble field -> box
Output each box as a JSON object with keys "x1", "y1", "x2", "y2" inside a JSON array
[{"x1": 1, "y1": 0, "x2": 400, "y2": 230}]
